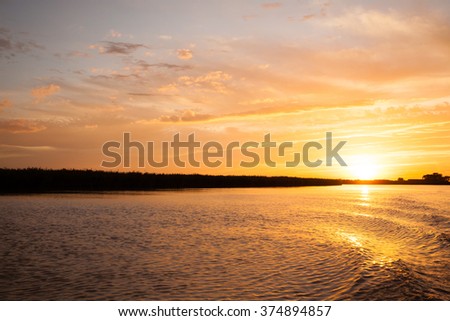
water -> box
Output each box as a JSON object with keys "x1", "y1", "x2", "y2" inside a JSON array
[{"x1": 0, "y1": 185, "x2": 449, "y2": 300}]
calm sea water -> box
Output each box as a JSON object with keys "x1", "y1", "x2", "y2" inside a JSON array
[{"x1": 0, "y1": 185, "x2": 449, "y2": 300}]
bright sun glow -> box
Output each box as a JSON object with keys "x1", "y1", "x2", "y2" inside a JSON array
[{"x1": 348, "y1": 155, "x2": 380, "y2": 180}]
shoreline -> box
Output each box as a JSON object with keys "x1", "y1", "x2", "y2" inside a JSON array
[{"x1": 0, "y1": 168, "x2": 449, "y2": 194}]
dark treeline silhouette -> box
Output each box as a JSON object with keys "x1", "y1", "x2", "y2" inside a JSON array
[
  {"x1": 342, "y1": 172, "x2": 450, "y2": 185},
  {"x1": 0, "y1": 169, "x2": 448, "y2": 193},
  {"x1": 422, "y1": 172, "x2": 450, "y2": 184},
  {"x1": 0, "y1": 168, "x2": 341, "y2": 193}
]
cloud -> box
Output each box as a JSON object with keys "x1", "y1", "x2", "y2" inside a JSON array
[
  {"x1": 177, "y1": 71, "x2": 232, "y2": 93},
  {"x1": 90, "y1": 41, "x2": 148, "y2": 55},
  {"x1": 87, "y1": 64, "x2": 147, "y2": 85},
  {"x1": 0, "y1": 144, "x2": 56, "y2": 159},
  {"x1": 177, "y1": 49, "x2": 193, "y2": 60},
  {"x1": 159, "y1": 35, "x2": 172, "y2": 40},
  {"x1": 302, "y1": 14, "x2": 316, "y2": 21},
  {"x1": 127, "y1": 92, "x2": 169, "y2": 97},
  {"x1": 85, "y1": 57, "x2": 192, "y2": 89},
  {"x1": 324, "y1": 8, "x2": 445, "y2": 40},
  {"x1": 0, "y1": 98, "x2": 12, "y2": 111},
  {"x1": 54, "y1": 50, "x2": 90, "y2": 59},
  {"x1": 109, "y1": 29, "x2": 122, "y2": 38},
  {"x1": 31, "y1": 84, "x2": 60, "y2": 102},
  {"x1": 68, "y1": 50, "x2": 90, "y2": 58},
  {"x1": 241, "y1": 98, "x2": 275, "y2": 105},
  {"x1": 261, "y1": 2, "x2": 282, "y2": 9},
  {"x1": 218, "y1": 8, "x2": 450, "y2": 108},
  {"x1": 0, "y1": 119, "x2": 47, "y2": 133},
  {"x1": 153, "y1": 62, "x2": 192, "y2": 70},
  {"x1": 319, "y1": 0, "x2": 331, "y2": 16},
  {"x1": 159, "y1": 109, "x2": 212, "y2": 122},
  {"x1": 0, "y1": 144, "x2": 56, "y2": 151},
  {"x1": 158, "y1": 83, "x2": 178, "y2": 93},
  {"x1": 0, "y1": 28, "x2": 44, "y2": 59},
  {"x1": 131, "y1": 59, "x2": 191, "y2": 71}
]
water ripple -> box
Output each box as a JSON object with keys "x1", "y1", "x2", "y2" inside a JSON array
[{"x1": 0, "y1": 186, "x2": 449, "y2": 300}]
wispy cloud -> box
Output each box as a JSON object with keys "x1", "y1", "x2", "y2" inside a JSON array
[
  {"x1": 159, "y1": 109, "x2": 212, "y2": 122},
  {"x1": 157, "y1": 83, "x2": 178, "y2": 93},
  {"x1": 0, "y1": 143, "x2": 56, "y2": 159},
  {"x1": 177, "y1": 71, "x2": 232, "y2": 93},
  {"x1": 127, "y1": 92, "x2": 168, "y2": 97},
  {"x1": 90, "y1": 41, "x2": 148, "y2": 55},
  {"x1": 109, "y1": 29, "x2": 122, "y2": 38},
  {"x1": 159, "y1": 35, "x2": 172, "y2": 40},
  {"x1": 0, "y1": 144, "x2": 56, "y2": 151},
  {"x1": 130, "y1": 59, "x2": 191, "y2": 71},
  {"x1": 0, "y1": 98, "x2": 12, "y2": 111},
  {"x1": 31, "y1": 84, "x2": 60, "y2": 102},
  {"x1": 324, "y1": 7, "x2": 448, "y2": 41},
  {"x1": 0, "y1": 119, "x2": 47, "y2": 133},
  {"x1": 301, "y1": 14, "x2": 316, "y2": 21},
  {"x1": 54, "y1": 50, "x2": 90, "y2": 59},
  {"x1": 242, "y1": 15, "x2": 258, "y2": 21},
  {"x1": 261, "y1": 2, "x2": 282, "y2": 9},
  {"x1": 0, "y1": 27, "x2": 44, "y2": 59},
  {"x1": 153, "y1": 62, "x2": 192, "y2": 70},
  {"x1": 177, "y1": 49, "x2": 193, "y2": 60}
]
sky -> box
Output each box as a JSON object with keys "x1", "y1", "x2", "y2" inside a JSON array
[{"x1": 0, "y1": 0, "x2": 449, "y2": 179}]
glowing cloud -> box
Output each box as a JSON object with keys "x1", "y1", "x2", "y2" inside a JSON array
[
  {"x1": 0, "y1": 98, "x2": 12, "y2": 111},
  {"x1": 177, "y1": 49, "x2": 193, "y2": 60},
  {"x1": 159, "y1": 35, "x2": 172, "y2": 40},
  {"x1": 261, "y1": 2, "x2": 282, "y2": 9},
  {"x1": 159, "y1": 109, "x2": 212, "y2": 122},
  {"x1": 109, "y1": 29, "x2": 122, "y2": 38},
  {"x1": 0, "y1": 119, "x2": 47, "y2": 133},
  {"x1": 31, "y1": 84, "x2": 60, "y2": 102}
]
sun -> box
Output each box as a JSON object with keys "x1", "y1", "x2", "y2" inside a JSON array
[{"x1": 348, "y1": 155, "x2": 380, "y2": 180}]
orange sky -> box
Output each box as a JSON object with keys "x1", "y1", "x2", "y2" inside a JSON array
[{"x1": 1, "y1": 1, "x2": 449, "y2": 179}]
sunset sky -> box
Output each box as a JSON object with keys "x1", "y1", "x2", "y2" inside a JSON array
[{"x1": 1, "y1": 0, "x2": 449, "y2": 179}]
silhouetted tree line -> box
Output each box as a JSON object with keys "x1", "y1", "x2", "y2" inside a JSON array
[
  {"x1": 1, "y1": 169, "x2": 448, "y2": 193},
  {"x1": 0, "y1": 168, "x2": 342, "y2": 193},
  {"x1": 342, "y1": 172, "x2": 450, "y2": 185},
  {"x1": 422, "y1": 173, "x2": 450, "y2": 184}
]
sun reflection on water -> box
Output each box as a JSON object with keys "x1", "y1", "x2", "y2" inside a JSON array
[
  {"x1": 354, "y1": 212, "x2": 373, "y2": 218},
  {"x1": 336, "y1": 229, "x2": 399, "y2": 269},
  {"x1": 338, "y1": 231, "x2": 363, "y2": 248},
  {"x1": 371, "y1": 255, "x2": 395, "y2": 267},
  {"x1": 358, "y1": 185, "x2": 371, "y2": 206},
  {"x1": 360, "y1": 185, "x2": 369, "y2": 196}
]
